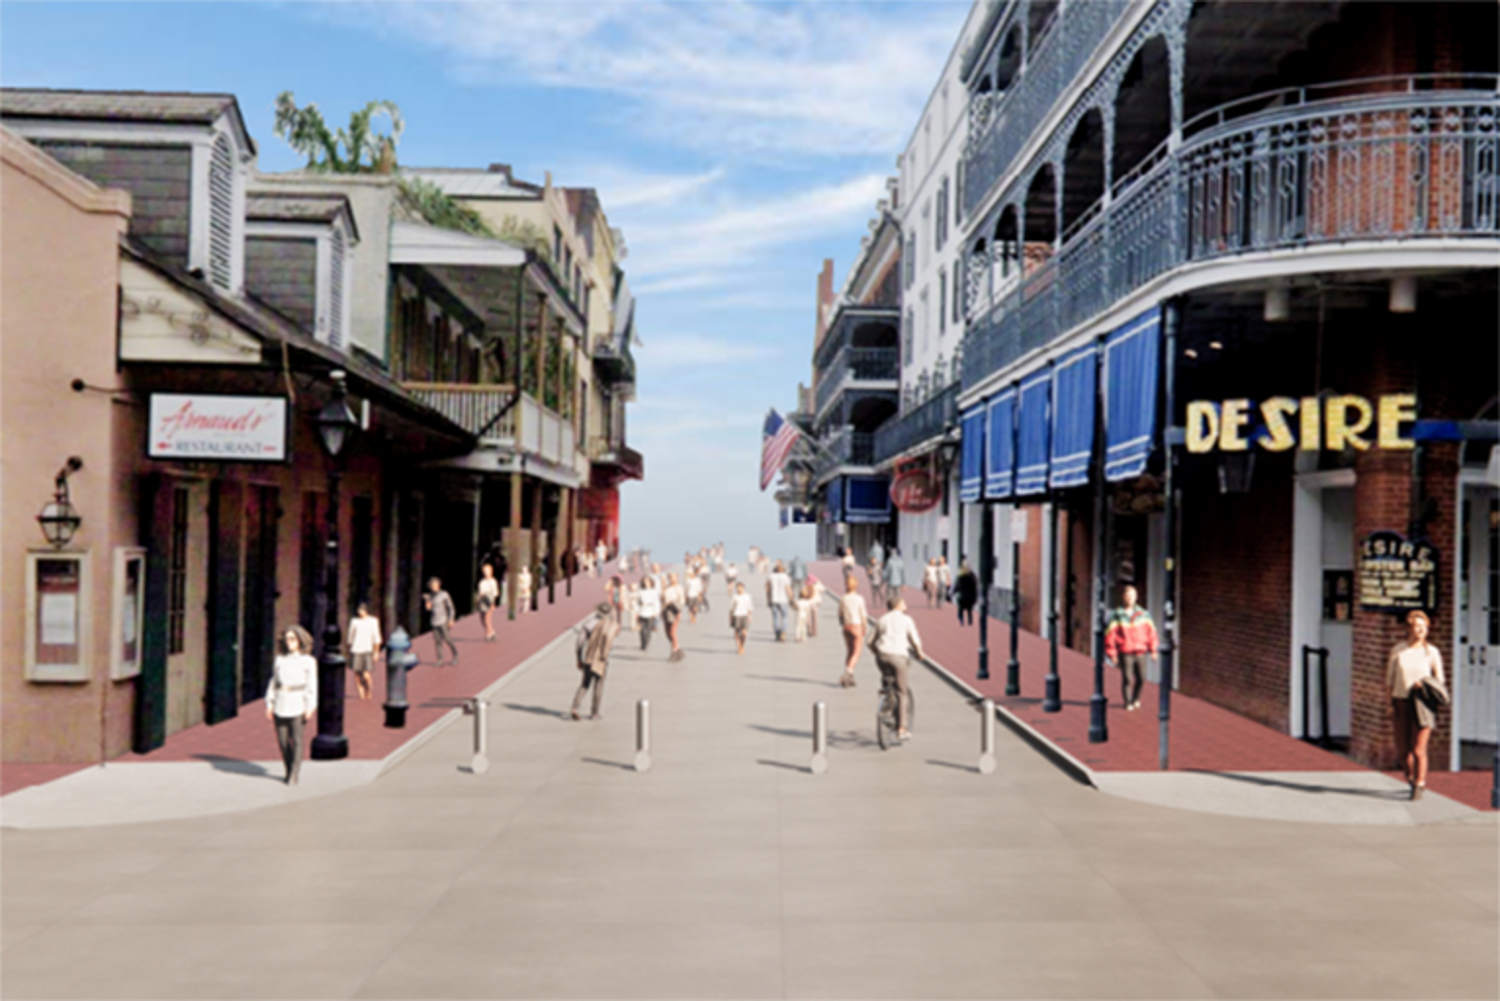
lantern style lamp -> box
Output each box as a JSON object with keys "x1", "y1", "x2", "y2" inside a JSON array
[
  {"x1": 315, "y1": 372, "x2": 358, "y2": 458},
  {"x1": 37, "y1": 457, "x2": 84, "y2": 548}
]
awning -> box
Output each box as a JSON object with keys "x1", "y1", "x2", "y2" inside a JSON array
[
  {"x1": 1049, "y1": 345, "x2": 1097, "y2": 489},
  {"x1": 984, "y1": 388, "x2": 1016, "y2": 499},
  {"x1": 844, "y1": 475, "x2": 892, "y2": 524},
  {"x1": 959, "y1": 406, "x2": 985, "y2": 503},
  {"x1": 1015, "y1": 370, "x2": 1051, "y2": 495},
  {"x1": 1104, "y1": 306, "x2": 1161, "y2": 481}
]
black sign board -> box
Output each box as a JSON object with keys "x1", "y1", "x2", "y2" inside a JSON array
[{"x1": 1357, "y1": 531, "x2": 1439, "y2": 613}]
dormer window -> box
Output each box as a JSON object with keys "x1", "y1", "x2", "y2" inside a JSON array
[
  {"x1": 190, "y1": 125, "x2": 248, "y2": 294},
  {"x1": 244, "y1": 191, "x2": 357, "y2": 351},
  {"x1": 207, "y1": 133, "x2": 236, "y2": 289}
]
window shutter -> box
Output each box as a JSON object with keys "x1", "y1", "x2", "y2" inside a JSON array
[
  {"x1": 208, "y1": 134, "x2": 235, "y2": 290},
  {"x1": 328, "y1": 226, "x2": 346, "y2": 350}
]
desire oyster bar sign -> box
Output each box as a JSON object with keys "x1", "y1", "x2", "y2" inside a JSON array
[{"x1": 148, "y1": 394, "x2": 289, "y2": 462}]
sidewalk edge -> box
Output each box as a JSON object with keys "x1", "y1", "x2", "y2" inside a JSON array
[{"x1": 919, "y1": 651, "x2": 1098, "y2": 789}]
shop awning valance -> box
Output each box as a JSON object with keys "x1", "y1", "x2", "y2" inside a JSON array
[
  {"x1": 1050, "y1": 345, "x2": 1097, "y2": 489},
  {"x1": 959, "y1": 406, "x2": 985, "y2": 503},
  {"x1": 1016, "y1": 370, "x2": 1051, "y2": 496},
  {"x1": 984, "y1": 388, "x2": 1016, "y2": 499},
  {"x1": 1104, "y1": 306, "x2": 1161, "y2": 481},
  {"x1": 844, "y1": 474, "x2": 892, "y2": 524}
]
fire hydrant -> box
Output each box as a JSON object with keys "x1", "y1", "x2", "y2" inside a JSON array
[{"x1": 384, "y1": 626, "x2": 415, "y2": 728}]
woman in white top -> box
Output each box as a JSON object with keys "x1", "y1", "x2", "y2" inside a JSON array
[
  {"x1": 923, "y1": 559, "x2": 940, "y2": 608},
  {"x1": 265, "y1": 624, "x2": 318, "y2": 784},
  {"x1": 517, "y1": 564, "x2": 533, "y2": 612},
  {"x1": 837, "y1": 575, "x2": 869, "y2": 687},
  {"x1": 841, "y1": 547, "x2": 856, "y2": 572},
  {"x1": 1385, "y1": 609, "x2": 1446, "y2": 799},
  {"x1": 793, "y1": 580, "x2": 815, "y2": 642},
  {"x1": 636, "y1": 576, "x2": 661, "y2": 652},
  {"x1": 686, "y1": 569, "x2": 704, "y2": 623},
  {"x1": 662, "y1": 572, "x2": 687, "y2": 661},
  {"x1": 725, "y1": 562, "x2": 740, "y2": 596},
  {"x1": 937, "y1": 556, "x2": 953, "y2": 605},
  {"x1": 476, "y1": 563, "x2": 501, "y2": 641},
  {"x1": 623, "y1": 582, "x2": 640, "y2": 632},
  {"x1": 729, "y1": 582, "x2": 754, "y2": 655},
  {"x1": 346, "y1": 603, "x2": 382, "y2": 701}
]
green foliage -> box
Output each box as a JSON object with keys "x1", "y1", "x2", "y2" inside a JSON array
[
  {"x1": 395, "y1": 176, "x2": 497, "y2": 239},
  {"x1": 494, "y1": 216, "x2": 553, "y2": 261},
  {"x1": 273, "y1": 91, "x2": 401, "y2": 173}
]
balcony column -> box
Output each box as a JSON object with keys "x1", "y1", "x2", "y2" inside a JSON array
[
  {"x1": 507, "y1": 472, "x2": 522, "y2": 620},
  {"x1": 1166, "y1": 16, "x2": 1186, "y2": 147},
  {"x1": 530, "y1": 478, "x2": 543, "y2": 612},
  {"x1": 563, "y1": 486, "x2": 575, "y2": 598},
  {"x1": 534, "y1": 292, "x2": 548, "y2": 400},
  {"x1": 1101, "y1": 99, "x2": 1117, "y2": 297},
  {"x1": 546, "y1": 484, "x2": 557, "y2": 606}
]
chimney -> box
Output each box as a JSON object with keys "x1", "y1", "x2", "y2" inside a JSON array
[{"x1": 487, "y1": 162, "x2": 512, "y2": 180}]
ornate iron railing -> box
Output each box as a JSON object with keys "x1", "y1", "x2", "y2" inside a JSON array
[
  {"x1": 962, "y1": 82, "x2": 1500, "y2": 392},
  {"x1": 814, "y1": 345, "x2": 900, "y2": 415},
  {"x1": 874, "y1": 382, "x2": 959, "y2": 464},
  {"x1": 812, "y1": 426, "x2": 877, "y2": 482}
]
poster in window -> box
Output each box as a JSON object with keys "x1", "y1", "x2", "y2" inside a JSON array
[
  {"x1": 26, "y1": 551, "x2": 88, "y2": 682},
  {"x1": 113, "y1": 548, "x2": 146, "y2": 679}
]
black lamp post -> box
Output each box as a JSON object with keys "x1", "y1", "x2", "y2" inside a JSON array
[
  {"x1": 1006, "y1": 383, "x2": 1022, "y2": 698},
  {"x1": 311, "y1": 371, "x2": 358, "y2": 761},
  {"x1": 37, "y1": 457, "x2": 84, "y2": 548}
]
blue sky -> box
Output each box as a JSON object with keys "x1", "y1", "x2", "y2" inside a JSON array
[{"x1": 2, "y1": 0, "x2": 969, "y2": 564}]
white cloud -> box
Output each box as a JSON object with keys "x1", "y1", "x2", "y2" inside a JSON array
[{"x1": 637, "y1": 333, "x2": 776, "y2": 370}]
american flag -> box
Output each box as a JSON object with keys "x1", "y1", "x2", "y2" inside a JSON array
[{"x1": 760, "y1": 409, "x2": 801, "y2": 491}]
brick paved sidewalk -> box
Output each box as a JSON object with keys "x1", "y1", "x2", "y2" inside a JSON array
[
  {"x1": 1, "y1": 568, "x2": 613, "y2": 795},
  {"x1": 814, "y1": 560, "x2": 1494, "y2": 811}
]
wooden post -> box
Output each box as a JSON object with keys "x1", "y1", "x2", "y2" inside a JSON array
[
  {"x1": 529, "y1": 478, "x2": 542, "y2": 612},
  {"x1": 546, "y1": 484, "x2": 557, "y2": 606},
  {"x1": 564, "y1": 486, "x2": 575, "y2": 597},
  {"x1": 507, "y1": 472, "x2": 522, "y2": 620}
]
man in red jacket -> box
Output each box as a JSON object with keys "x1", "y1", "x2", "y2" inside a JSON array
[{"x1": 1104, "y1": 585, "x2": 1157, "y2": 711}]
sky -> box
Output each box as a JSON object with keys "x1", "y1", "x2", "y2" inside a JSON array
[{"x1": 1, "y1": 0, "x2": 971, "y2": 565}]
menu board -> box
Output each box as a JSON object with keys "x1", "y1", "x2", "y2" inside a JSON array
[
  {"x1": 27, "y1": 551, "x2": 88, "y2": 680},
  {"x1": 1358, "y1": 531, "x2": 1438, "y2": 613}
]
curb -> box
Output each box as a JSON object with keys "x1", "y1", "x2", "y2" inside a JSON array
[{"x1": 918, "y1": 651, "x2": 1098, "y2": 789}]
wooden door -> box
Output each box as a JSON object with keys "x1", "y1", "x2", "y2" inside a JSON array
[
  {"x1": 241, "y1": 485, "x2": 280, "y2": 705},
  {"x1": 165, "y1": 480, "x2": 210, "y2": 734}
]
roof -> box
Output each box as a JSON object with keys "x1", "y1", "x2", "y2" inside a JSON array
[
  {"x1": 0, "y1": 87, "x2": 256, "y2": 155},
  {"x1": 404, "y1": 166, "x2": 540, "y2": 199},
  {"x1": 245, "y1": 191, "x2": 360, "y2": 240},
  {"x1": 389, "y1": 219, "x2": 526, "y2": 268}
]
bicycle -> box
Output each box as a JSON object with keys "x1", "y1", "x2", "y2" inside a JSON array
[{"x1": 875, "y1": 667, "x2": 915, "y2": 750}]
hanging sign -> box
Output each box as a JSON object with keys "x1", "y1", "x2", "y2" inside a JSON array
[
  {"x1": 890, "y1": 468, "x2": 941, "y2": 513},
  {"x1": 1357, "y1": 531, "x2": 1438, "y2": 613},
  {"x1": 1185, "y1": 394, "x2": 1415, "y2": 453},
  {"x1": 148, "y1": 394, "x2": 288, "y2": 462}
]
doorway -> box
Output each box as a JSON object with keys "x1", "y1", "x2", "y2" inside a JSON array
[
  {"x1": 241, "y1": 485, "x2": 280, "y2": 705},
  {"x1": 1457, "y1": 481, "x2": 1499, "y2": 760},
  {"x1": 165, "y1": 480, "x2": 210, "y2": 735},
  {"x1": 1292, "y1": 472, "x2": 1354, "y2": 742}
]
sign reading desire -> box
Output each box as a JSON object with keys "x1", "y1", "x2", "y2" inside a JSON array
[
  {"x1": 148, "y1": 394, "x2": 288, "y2": 462},
  {"x1": 1358, "y1": 531, "x2": 1438, "y2": 613},
  {"x1": 1185, "y1": 394, "x2": 1415, "y2": 453}
]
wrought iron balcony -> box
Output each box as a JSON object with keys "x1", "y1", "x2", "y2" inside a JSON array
[
  {"x1": 963, "y1": 79, "x2": 1500, "y2": 392},
  {"x1": 592, "y1": 337, "x2": 636, "y2": 385},
  {"x1": 812, "y1": 426, "x2": 876, "y2": 483},
  {"x1": 588, "y1": 435, "x2": 644, "y2": 480},
  {"x1": 403, "y1": 382, "x2": 516, "y2": 443},
  {"x1": 814, "y1": 345, "x2": 900, "y2": 416},
  {"x1": 874, "y1": 382, "x2": 959, "y2": 465}
]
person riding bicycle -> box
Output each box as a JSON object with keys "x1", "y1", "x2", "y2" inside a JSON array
[{"x1": 869, "y1": 594, "x2": 923, "y2": 742}]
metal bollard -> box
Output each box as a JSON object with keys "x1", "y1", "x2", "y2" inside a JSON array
[
  {"x1": 634, "y1": 698, "x2": 652, "y2": 772},
  {"x1": 978, "y1": 698, "x2": 997, "y2": 774},
  {"x1": 810, "y1": 701, "x2": 828, "y2": 774},
  {"x1": 463, "y1": 697, "x2": 489, "y2": 774}
]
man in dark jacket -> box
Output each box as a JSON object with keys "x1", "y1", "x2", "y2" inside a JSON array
[
  {"x1": 571, "y1": 602, "x2": 620, "y2": 720},
  {"x1": 955, "y1": 561, "x2": 979, "y2": 626}
]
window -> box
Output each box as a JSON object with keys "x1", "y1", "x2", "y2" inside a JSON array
[
  {"x1": 952, "y1": 258, "x2": 963, "y2": 323},
  {"x1": 921, "y1": 289, "x2": 930, "y2": 353},
  {"x1": 904, "y1": 235, "x2": 916, "y2": 288},
  {"x1": 207, "y1": 133, "x2": 235, "y2": 290},
  {"x1": 955, "y1": 161, "x2": 964, "y2": 226},
  {"x1": 903, "y1": 308, "x2": 914, "y2": 363},
  {"x1": 168, "y1": 486, "x2": 188, "y2": 655},
  {"x1": 939, "y1": 269, "x2": 947, "y2": 335}
]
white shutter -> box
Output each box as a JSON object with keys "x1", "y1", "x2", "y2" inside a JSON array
[
  {"x1": 328, "y1": 226, "x2": 346, "y2": 350},
  {"x1": 207, "y1": 134, "x2": 234, "y2": 290}
]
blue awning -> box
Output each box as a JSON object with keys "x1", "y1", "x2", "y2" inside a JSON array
[
  {"x1": 1104, "y1": 306, "x2": 1161, "y2": 481},
  {"x1": 845, "y1": 475, "x2": 892, "y2": 524},
  {"x1": 959, "y1": 406, "x2": 985, "y2": 502},
  {"x1": 1016, "y1": 370, "x2": 1051, "y2": 495},
  {"x1": 1050, "y1": 345, "x2": 1097, "y2": 489},
  {"x1": 826, "y1": 477, "x2": 844, "y2": 522},
  {"x1": 984, "y1": 388, "x2": 1016, "y2": 499}
]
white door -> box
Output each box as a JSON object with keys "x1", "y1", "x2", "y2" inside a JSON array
[
  {"x1": 1460, "y1": 487, "x2": 1498, "y2": 744},
  {"x1": 1316, "y1": 487, "x2": 1354, "y2": 739}
]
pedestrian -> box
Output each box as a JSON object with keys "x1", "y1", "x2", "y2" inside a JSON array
[
  {"x1": 807, "y1": 572, "x2": 824, "y2": 638},
  {"x1": 793, "y1": 579, "x2": 815, "y2": 642},
  {"x1": 595, "y1": 539, "x2": 608, "y2": 575},
  {"x1": 636, "y1": 574, "x2": 661, "y2": 651},
  {"x1": 729, "y1": 581, "x2": 753, "y2": 655},
  {"x1": 923, "y1": 558, "x2": 939, "y2": 608},
  {"x1": 686, "y1": 565, "x2": 704, "y2": 623},
  {"x1": 1104, "y1": 584, "x2": 1157, "y2": 711},
  {"x1": 938, "y1": 555, "x2": 953, "y2": 606},
  {"x1": 516, "y1": 563, "x2": 532, "y2": 613},
  {"x1": 476, "y1": 563, "x2": 500, "y2": 641},
  {"x1": 883, "y1": 547, "x2": 907, "y2": 604},
  {"x1": 789, "y1": 555, "x2": 807, "y2": 593},
  {"x1": 725, "y1": 561, "x2": 740, "y2": 596},
  {"x1": 662, "y1": 572, "x2": 686, "y2": 661},
  {"x1": 265, "y1": 624, "x2": 317, "y2": 784},
  {"x1": 1387, "y1": 609, "x2": 1447, "y2": 800},
  {"x1": 424, "y1": 577, "x2": 459, "y2": 664},
  {"x1": 570, "y1": 601, "x2": 620, "y2": 720},
  {"x1": 698, "y1": 560, "x2": 713, "y2": 613},
  {"x1": 867, "y1": 538, "x2": 885, "y2": 590},
  {"x1": 623, "y1": 580, "x2": 640, "y2": 632},
  {"x1": 346, "y1": 602, "x2": 381, "y2": 701},
  {"x1": 765, "y1": 560, "x2": 793, "y2": 641},
  {"x1": 841, "y1": 546, "x2": 856, "y2": 573},
  {"x1": 955, "y1": 560, "x2": 978, "y2": 625},
  {"x1": 837, "y1": 574, "x2": 868, "y2": 687},
  {"x1": 869, "y1": 595, "x2": 923, "y2": 742}
]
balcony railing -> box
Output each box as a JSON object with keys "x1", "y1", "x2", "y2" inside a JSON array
[
  {"x1": 404, "y1": 382, "x2": 516, "y2": 442},
  {"x1": 814, "y1": 345, "x2": 900, "y2": 415},
  {"x1": 874, "y1": 382, "x2": 959, "y2": 464},
  {"x1": 812, "y1": 426, "x2": 876, "y2": 482},
  {"x1": 963, "y1": 80, "x2": 1500, "y2": 392}
]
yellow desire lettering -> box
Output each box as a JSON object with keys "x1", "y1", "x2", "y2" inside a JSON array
[
  {"x1": 1218, "y1": 398, "x2": 1252, "y2": 451},
  {"x1": 1377, "y1": 393, "x2": 1417, "y2": 449},
  {"x1": 1326, "y1": 394, "x2": 1374, "y2": 451},
  {"x1": 1260, "y1": 397, "x2": 1298, "y2": 451},
  {"x1": 1186, "y1": 401, "x2": 1219, "y2": 453},
  {"x1": 1299, "y1": 396, "x2": 1322, "y2": 451}
]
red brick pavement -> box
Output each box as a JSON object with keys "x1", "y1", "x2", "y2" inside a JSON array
[
  {"x1": 816, "y1": 560, "x2": 1496, "y2": 812},
  {"x1": 2, "y1": 570, "x2": 612, "y2": 795}
]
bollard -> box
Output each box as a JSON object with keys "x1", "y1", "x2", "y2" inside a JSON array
[
  {"x1": 810, "y1": 701, "x2": 828, "y2": 774},
  {"x1": 463, "y1": 697, "x2": 489, "y2": 774},
  {"x1": 978, "y1": 698, "x2": 997, "y2": 774},
  {"x1": 634, "y1": 698, "x2": 652, "y2": 772},
  {"x1": 383, "y1": 627, "x2": 415, "y2": 728}
]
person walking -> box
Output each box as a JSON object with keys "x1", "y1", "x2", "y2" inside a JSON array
[
  {"x1": 729, "y1": 582, "x2": 753, "y2": 655},
  {"x1": 789, "y1": 555, "x2": 808, "y2": 594},
  {"x1": 806, "y1": 572, "x2": 824, "y2": 638},
  {"x1": 955, "y1": 560, "x2": 978, "y2": 625},
  {"x1": 662, "y1": 572, "x2": 686, "y2": 661},
  {"x1": 476, "y1": 563, "x2": 500, "y2": 641},
  {"x1": 1104, "y1": 584, "x2": 1157, "y2": 711},
  {"x1": 346, "y1": 602, "x2": 382, "y2": 701},
  {"x1": 1387, "y1": 609, "x2": 1447, "y2": 800},
  {"x1": 922, "y1": 558, "x2": 939, "y2": 608},
  {"x1": 516, "y1": 563, "x2": 533, "y2": 614},
  {"x1": 841, "y1": 546, "x2": 856, "y2": 573},
  {"x1": 837, "y1": 574, "x2": 868, "y2": 688},
  {"x1": 870, "y1": 595, "x2": 924, "y2": 742},
  {"x1": 725, "y1": 561, "x2": 740, "y2": 596},
  {"x1": 636, "y1": 575, "x2": 661, "y2": 651},
  {"x1": 623, "y1": 580, "x2": 640, "y2": 632},
  {"x1": 265, "y1": 624, "x2": 317, "y2": 784},
  {"x1": 793, "y1": 579, "x2": 815, "y2": 642},
  {"x1": 938, "y1": 556, "x2": 953, "y2": 606},
  {"x1": 686, "y1": 569, "x2": 704, "y2": 624},
  {"x1": 595, "y1": 540, "x2": 608, "y2": 576},
  {"x1": 424, "y1": 577, "x2": 459, "y2": 665},
  {"x1": 698, "y1": 560, "x2": 713, "y2": 613},
  {"x1": 766, "y1": 560, "x2": 793, "y2": 641},
  {"x1": 883, "y1": 547, "x2": 907, "y2": 605},
  {"x1": 570, "y1": 602, "x2": 620, "y2": 720},
  {"x1": 867, "y1": 540, "x2": 886, "y2": 605}
]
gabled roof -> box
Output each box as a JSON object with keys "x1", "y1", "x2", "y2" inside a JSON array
[
  {"x1": 0, "y1": 87, "x2": 256, "y2": 155},
  {"x1": 246, "y1": 191, "x2": 360, "y2": 241}
]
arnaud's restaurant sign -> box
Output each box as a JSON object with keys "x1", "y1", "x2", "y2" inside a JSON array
[
  {"x1": 148, "y1": 393, "x2": 289, "y2": 462},
  {"x1": 1185, "y1": 394, "x2": 1416, "y2": 453}
]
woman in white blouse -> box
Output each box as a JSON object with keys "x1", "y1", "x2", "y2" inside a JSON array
[
  {"x1": 1386, "y1": 609, "x2": 1445, "y2": 800},
  {"x1": 837, "y1": 574, "x2": 869, "y2": 688},
  {"x1": 265, "y1": 624, "x2": 318, "y2": 785},
  {"x1": 476, "y1": 563, "x2": 501, "y2": 641}
]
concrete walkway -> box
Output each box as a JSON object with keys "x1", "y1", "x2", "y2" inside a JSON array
[{"x1": 2, "y1": 567, "x2": 1495, "y2": 999}]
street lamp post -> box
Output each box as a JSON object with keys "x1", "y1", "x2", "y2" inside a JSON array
[
  {"x1": 1089, "y1": 339, "x2": 1109, "y2": 743},
  {"x1": 1006, "y1": 383, "x2": 1022, "y2": 697},
  {"x1": 310, "y1": 371, "x2": 358, "y2": 761}
]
